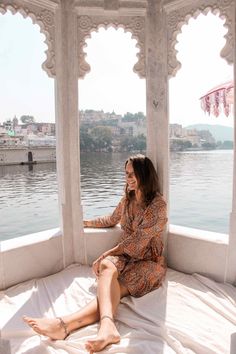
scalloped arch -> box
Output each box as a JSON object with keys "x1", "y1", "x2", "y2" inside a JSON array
[
  {"x1": 78, "y1": 15, "x2": 146, "y2": 79},
  {"x1": 0, "y1": 2, "x2": 55, "y2": 78},
  {"x1": 166, "y1": 0, "x2": 234, "y2": 78}
]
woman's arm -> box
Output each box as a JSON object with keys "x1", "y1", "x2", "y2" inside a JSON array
[
  {"x1": 83, "y1": 197, "x2": 124, "y2": 228},
  {"x1": 102, "y1": 243, "x2": 124, "y2": 258}
]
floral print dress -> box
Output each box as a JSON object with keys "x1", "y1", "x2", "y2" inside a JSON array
[{"x1": 89, "y1": 194, "x2": 168, "y2": 297}]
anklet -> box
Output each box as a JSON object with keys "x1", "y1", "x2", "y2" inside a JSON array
[
  {"x1": 57, "y1": 317, "x2": 69, "y2": 337},
  {"x1": 100, "y1": 315, "x2": 114, "y2": 322}
]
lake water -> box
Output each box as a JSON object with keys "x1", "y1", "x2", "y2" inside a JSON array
[{"x1": 0, "y1": 150, "x2": 233, "y2": 241}]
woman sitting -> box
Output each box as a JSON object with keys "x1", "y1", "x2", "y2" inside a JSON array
[{"x1": 23, "y1": 154, "x2": 168, "y2": 353}]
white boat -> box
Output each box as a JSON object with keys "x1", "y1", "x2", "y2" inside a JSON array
[{"x1": 0, "y1": 0, "x2": 235, "y2": 353}]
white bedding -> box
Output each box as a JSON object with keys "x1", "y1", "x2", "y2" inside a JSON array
[{"x1": 0, "y1": 264, "x2": 236, "y2": 354}]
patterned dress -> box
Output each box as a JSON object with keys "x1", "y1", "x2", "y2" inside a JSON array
[{"x1": 89, "y1": 194, "x2": 168, "y2": 297}]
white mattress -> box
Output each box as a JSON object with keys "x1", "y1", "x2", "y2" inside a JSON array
[{"x1": 0, "y1": 264, "x2": 236, "y2": 354}]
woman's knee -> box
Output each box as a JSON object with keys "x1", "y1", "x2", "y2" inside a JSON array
[{"x1": 99, "y1": 259, "x2": 118, "y2": 277}]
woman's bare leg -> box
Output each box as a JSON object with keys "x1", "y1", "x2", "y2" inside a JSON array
[
  {"x1": 85, "y1": 259, "x2": 129, "y2": 353},
  {"x1": 23, "y1": 261, "x2": 129, "y2": 341},
  {"x1": 23, "y1": 298, "x2": 100, "y2": 340}
]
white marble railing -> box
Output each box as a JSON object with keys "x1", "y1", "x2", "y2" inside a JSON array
[
  {"x1": 0, "y1": 225, "x2": 230, "y2": 290},
  {"x1": 168, "y1": 225, "x2": 228, "y2": 283}
]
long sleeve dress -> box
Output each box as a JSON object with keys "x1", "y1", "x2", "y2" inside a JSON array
[{"x1": 88, "y1": 193, "x2": 168, "y2": 297}]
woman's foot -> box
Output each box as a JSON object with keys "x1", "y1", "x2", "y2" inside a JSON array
[
  {"x1": 23, "y1": 316, "x2": 67, "y2": 340},
  {"x1": 85, "y1": 317, "x2": 120, "y2": 353}
]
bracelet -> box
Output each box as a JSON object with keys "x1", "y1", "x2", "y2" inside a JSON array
[
  {"x1": 100, "y1": 315, "x2": 114, "y2": 323},
  {"x1": 57, "y1": 317, "x2": 69, "y2": 338}
]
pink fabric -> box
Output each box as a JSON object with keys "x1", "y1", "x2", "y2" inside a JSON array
[{"x1": 200, "y1": 81, "x2": 234, "y2": 117}]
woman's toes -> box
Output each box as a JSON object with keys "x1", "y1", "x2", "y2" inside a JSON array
[
  {"x1": 23, "y1": 316, "x2": 36, "y2": 326},
  {"x1": 23, "y1": 316, "x2": 30, "y2": 323},
  {"x1": 85, "y1": 342, "x2": 92, "y2": 352}
]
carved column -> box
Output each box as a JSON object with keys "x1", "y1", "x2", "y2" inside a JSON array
[
  {"x1": 54, "y1": 0, "x2": 85, "y2": 266},
  {"x1": 145, "y1": 1, "x2": 169, "y2": 253},
  {"x1": 146, "y1": 1, "x2": 169, "y2": 203},
  {"x1": 226, "y1": 3, "x2": 236, "y2": 283}
]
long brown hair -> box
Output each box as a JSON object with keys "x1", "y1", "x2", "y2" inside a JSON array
[{"x1": 125, "y1": 154, "x2": 161, "y2": 206}]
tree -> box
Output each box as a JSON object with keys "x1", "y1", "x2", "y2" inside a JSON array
[
  {"x1": 170, "y1": 139, "x2": 192, "y2": 151},
  {"x1": 123, "y1": 112, "x2": 133, "y2": 122},
  {"x1": 80, "y1": 127, "x2": 94, "y2": 151},
  {"x1": 134, "y1": 112, "x2": 145, "y2": 120},
  {"x1": 120, "y1": 136, "x2": 134, "y2": 151},
  {"x1": 201, "y1": 142, "x2": 216, "y2": 150},
  {"x1": 221, "y1": 140, "x2": 233, "y2": 150},
  {"x1": 133, "y1": 134, "x2": 146, "y2": 151},
  {"x1": 122, "y1": 112, "x2": 146, "y2": 122},
  {"x1": 183, "y1": 141, "x2": 192, "y2": 149},
  {"x1": 20, "y1": 115, "x2": 35, "y2": 124},
  {"x1": 90, "y1": 126, "x2": 112, "y2": 151}
]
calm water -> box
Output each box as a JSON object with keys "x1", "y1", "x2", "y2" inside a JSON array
[{"x1": 0, "y1": 150, "x2": 233, "y2": 241}]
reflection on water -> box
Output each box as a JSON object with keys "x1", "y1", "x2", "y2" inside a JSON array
[
  {"x1": 81, "y1": 152, "x2": 129, "y2": 217},
  {"x1": 170, "y1": 150, "x2": 233, "y2": 233},
  {"x1": 0, "y1": 163, "x2": 60, "y2": 241},
  {"x1": 0, "y1": 150, "x2": 233, "y2": 240}
]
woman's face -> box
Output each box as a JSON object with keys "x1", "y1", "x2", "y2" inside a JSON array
[{"x1": 125, "y1": 162, "x2": 138, "y2": 191}]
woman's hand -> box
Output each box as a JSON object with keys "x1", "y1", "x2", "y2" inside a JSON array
[
  {"x1": 92, "y1": 254, "x2": 105, "y2": 277},
  {"x1": 83, "y1": 220, "x2": 90, "y2": 228},
  {"x1": 92, "y1": 244, "x2": 124, "y2": 277},
  {"x1": 92, "y1": 250, "x2": 113, "y2": 277},
  {"x1": 92, "y1": 258, "x2": 100, "y2": 277}
]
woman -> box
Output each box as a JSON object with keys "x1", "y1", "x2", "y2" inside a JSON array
[{"x1": 23, "y1": 154, "x2": 167, "y2": 353}]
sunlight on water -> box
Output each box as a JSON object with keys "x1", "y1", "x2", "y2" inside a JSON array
[
  {"x1": 170, "y1": 150, "x2": 233, "y2": 232},
  {"x1": 0, "y1": 151, "x2": 233, "y2": 240},
  {"x1": 0, "y1": 163, "x2": 59, "y2": 240}
]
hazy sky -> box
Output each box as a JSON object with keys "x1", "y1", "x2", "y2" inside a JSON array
[{"x1": 0, "y1": 11, "x2": 233, "y2": 127}]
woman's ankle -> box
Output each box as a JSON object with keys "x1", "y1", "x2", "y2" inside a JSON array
[
  {"x1": 57, "y1": 318, "x2": 69, "y2": 337},
  {"x1": 65, "y1": 318, "x2": 84, "y2": 333},
  {"x1": 100, "y1": 315, "x2": 114, "y2": 323}
]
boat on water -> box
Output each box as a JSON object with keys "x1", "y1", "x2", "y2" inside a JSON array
[{"x1": 0, "y1": 0, "x2": 235, "y2": 353}]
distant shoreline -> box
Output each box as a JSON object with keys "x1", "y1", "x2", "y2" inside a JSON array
[
  {"x1": 0, "y1": 147, "x2": 233, "y2": 166},
  {"x1": 0, "y1": 146, "x2": 56, "y2": 166}
]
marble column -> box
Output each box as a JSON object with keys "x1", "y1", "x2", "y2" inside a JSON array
[
  {"x1": 145, "y1": 0, "x2": 169, "y2": 201},
  {"x1": 226, "y1": 6, "x2": 236, "y2": 283},
  {"x1": 145, "y1": 0, "x2": 169, "y2": 253},
  {"x1": 54, "y1": 0, "x2": 85, "y2": 266}
]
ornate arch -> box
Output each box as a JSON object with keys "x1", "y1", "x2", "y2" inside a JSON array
[
  {"x1": 78, "y1": 15, "x2": 146, "y2": 79},
  {"x1": 165, "y1": 0, "x2": 234, "y2": 77},
  {"x1": 0, "y1": 1, "x2": 56, "y2": 77}
]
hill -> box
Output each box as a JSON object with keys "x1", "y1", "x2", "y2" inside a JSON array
[{"x1": 185, "y1": 124, "x2": 233, "y2": 142}]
